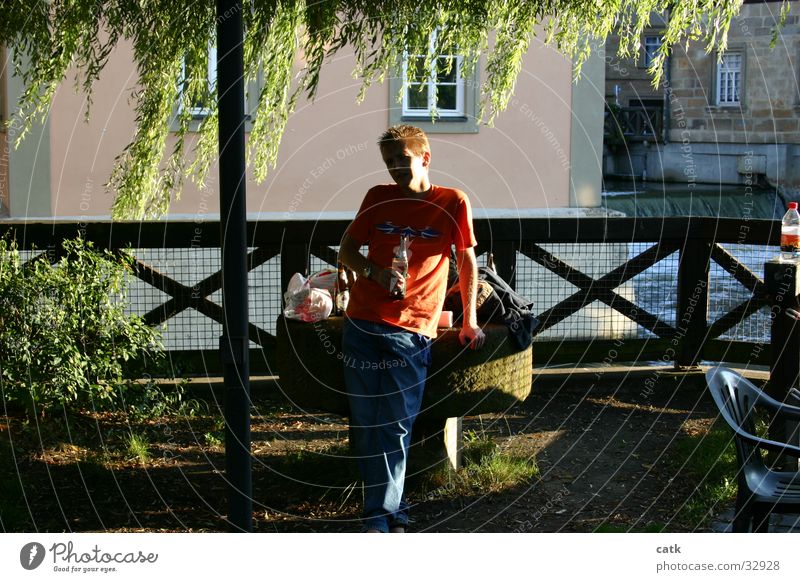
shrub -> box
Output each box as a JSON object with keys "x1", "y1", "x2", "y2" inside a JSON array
[{"x1": 0, "y1": 237, "x2": 163, "y2": 415}]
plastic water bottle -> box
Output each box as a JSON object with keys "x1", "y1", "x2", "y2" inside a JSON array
[
  {"x1": 390, "y1": 235, "x2": 409, "y2": 299},
  {"x1": 781, "y1": 202, "x2": 800, "y2": 260}
]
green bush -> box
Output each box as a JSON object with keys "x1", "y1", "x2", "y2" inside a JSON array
[{"x1": 0, "y1": 237, "x2": 163, "y2": 415}]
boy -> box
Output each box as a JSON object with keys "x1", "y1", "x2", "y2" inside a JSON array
[{"x1": 338, "y1": 125, "x2": 485, "y2": 532}]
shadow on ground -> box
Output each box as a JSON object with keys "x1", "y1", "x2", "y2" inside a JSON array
[{"x1": 0, "y1": 370, "x2": 725, "y2": 532}]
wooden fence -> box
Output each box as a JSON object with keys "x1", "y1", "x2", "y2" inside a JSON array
[{"x1": 0, "y1": 216, "x2": 780, "y2": 375}]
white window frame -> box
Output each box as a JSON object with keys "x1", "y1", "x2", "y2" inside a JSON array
[
  {"x1": 175, "y1": 43, "x2": 254, "y2": 131},
  {"x1": 716, "y1": 51, "x2": 742, "y2": 106},
  {"x1": 401, "y1": 30, "x2": 466, "y2": 118},
  {"x1": 643, "y1": 35, "x2": 662, "y2": 68},
  {"x1": 179, "y1": 45, "x2": 217, "y2": 119}
]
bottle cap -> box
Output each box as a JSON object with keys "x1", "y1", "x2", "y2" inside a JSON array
[{"x1": 790, "y1": 202, "x2": 798, "y2": 210}]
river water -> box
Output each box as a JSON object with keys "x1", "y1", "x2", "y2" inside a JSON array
[
  {"x1": 602, "y1": 178, "x2": 785, "y2": 219},
  {"x1": 601, "y1": 180, "x2": 783, "y2": 344}
]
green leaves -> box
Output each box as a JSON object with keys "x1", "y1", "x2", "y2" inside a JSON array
[
  {"x1": 0, "y1": 237, "x2": 164, "y2": 416},
  {"x1": 248, "y1": 0, "x2": 305, "y2": 182},
  {"x1": 1, "y1": 0, "x2": 765, "y2": 218}
]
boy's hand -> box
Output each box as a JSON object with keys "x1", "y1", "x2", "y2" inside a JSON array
[
  {"x1": 372, "y1": 267, "x2": 394, "y2": 291},
  {"x1": 459, "y1": 325, "x2": 485, "y2": 350},
  {"x1": 374, "y1": 267, "x2": 406, "y2": 294}
]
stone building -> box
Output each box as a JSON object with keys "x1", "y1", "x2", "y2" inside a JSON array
[
  {"x1": 604, "y1": 0, "x2": 800, "y2": 194},
  {"x1": 603, "y1": 13, "x2": 667, "y2": 124}
]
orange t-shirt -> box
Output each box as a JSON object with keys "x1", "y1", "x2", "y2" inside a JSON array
[{"x1": 345, "y1": 184, "x2": 477, "y2": 338}]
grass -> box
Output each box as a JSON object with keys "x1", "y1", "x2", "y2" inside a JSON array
[
  {"x1": 260, "y1": 428, "x2": 539, "y2": 511},
  {"x1": 670, "y1": 418, "x2": 738, "y2": 527},
  {"x1": 122, "y1": 379, "x2": 206, "y2": 421},
  {"x1": 203, "y1": 432, "x2": 223, "y2": 448},
  {"x1": 421, "y1": 430, "x2": 539, "y2": 499},
  {"x1": 263, "y1": 442, "x2": 362, "y2": 511},
  {"x1": 462, "y1": 430, "x2": 540, "y2": 491},
  {"x1": 124, "y1": 432, "x2": 151, "y2": 463},
  {"x1": 203, "y1": 418, "x2": 225, "y2": 448}
]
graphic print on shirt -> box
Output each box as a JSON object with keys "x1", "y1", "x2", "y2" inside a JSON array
[{"x1": 375, "y1": 221, "x2": 442, "y2": 241}]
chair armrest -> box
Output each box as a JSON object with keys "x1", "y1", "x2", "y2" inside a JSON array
[
  {"x1": 754, "y1": 389, "x2": 800, "y2": 422},
  {"x1": 707, "y1": 368, "x2": 800, "y2": 454},
  {"x1": 734, "y1": 425, "x2": 800, "y2": 458}
]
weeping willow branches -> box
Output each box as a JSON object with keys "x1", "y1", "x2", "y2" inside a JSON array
[{"x1": 0, "y1": 0, "x2": 763, "y2": 218}]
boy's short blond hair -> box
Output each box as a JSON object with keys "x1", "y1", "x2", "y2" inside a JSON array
[{"x1": 378, "y1": 125, "x2": 430, "y2": 156}]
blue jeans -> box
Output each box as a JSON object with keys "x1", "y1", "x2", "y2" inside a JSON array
[{"x1": 342, "y1": 318, "x2": 432, "y2": 532}]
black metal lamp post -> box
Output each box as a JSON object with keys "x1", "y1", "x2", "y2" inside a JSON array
[{"x1": 217, "y1": 0, "x2": 252, "y2": 531}]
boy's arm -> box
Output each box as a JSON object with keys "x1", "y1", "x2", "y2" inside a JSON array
[
  {"x1": 456, "y1": 247, "x2": 485, "y2": 350},
  {"x1": 338, "y1": 233, "x2": 393, "y2": 290}
]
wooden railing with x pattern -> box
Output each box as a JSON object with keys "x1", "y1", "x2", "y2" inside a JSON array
[{"x1": 0, "y1": 216, "x2": 780, "y2": 373}]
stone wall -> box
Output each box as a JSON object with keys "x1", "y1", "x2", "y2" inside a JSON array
[
  {"x1": 604, "y1": 3, "x2": 800, "y2": 190},
  {"x1": 668, "y1": 2, "x2": 800, "y2": 145},
  {"x1": 603, "y1": 14, "x2": 667, "y2": 107}
]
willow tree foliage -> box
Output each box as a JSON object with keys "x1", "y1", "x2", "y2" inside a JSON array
[{"x1": 0, "y1": 0, "x2": 772, "y2": 219}]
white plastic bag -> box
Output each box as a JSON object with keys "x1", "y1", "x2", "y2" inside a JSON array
[
  {"x1": 283, "y1": 273, "x2": 333, "y2": 322},
  {"x1": 307, "y1": 268, "x2": 337, "y2": 293}
]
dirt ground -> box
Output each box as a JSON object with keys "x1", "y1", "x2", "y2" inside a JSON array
[{"x1": 0, "y1": 368, "x2": 728, "y2": 533}]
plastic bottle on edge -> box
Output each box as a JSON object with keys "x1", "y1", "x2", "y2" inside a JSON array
[{"x1": 781, "y1": 201, "x2": 800, "y2": 260}]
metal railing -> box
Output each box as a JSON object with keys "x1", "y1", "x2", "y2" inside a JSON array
[
  {"x1": 604, "y1": 106, "x2": 664, "y2": 142},
  {"x1": 0, "y1": 216, "x2": 781, "y2": 374}
]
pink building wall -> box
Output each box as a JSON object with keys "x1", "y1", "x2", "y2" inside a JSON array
[{"x1": 41, "y1": 38, "x2": 574, "y2": 218}]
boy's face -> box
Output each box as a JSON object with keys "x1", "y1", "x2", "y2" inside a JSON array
[{"x1": 380, "y1": 140, "x2": 430, "y2": 191}]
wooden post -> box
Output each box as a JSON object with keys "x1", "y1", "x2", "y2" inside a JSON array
[
  {"x1": 675, "y1": 239, "x2": 711, "y2": 368},
  {"x1": 443, "y1": 417, "x2": 464, "y2": 470},
  {"x1": 280, "y1": 239, "x2": 309, "y2": 294},
  {"x1": 765, "y1": 259, "x2": 800, "y2": 470},
  {"x1": 411, "y1": 417, "x2": 464, "y2": 472},
  {"x1": 492, "y1": 241, "x2": 518, "y2": 289}
]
